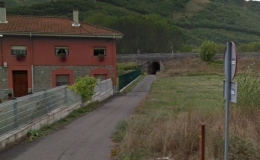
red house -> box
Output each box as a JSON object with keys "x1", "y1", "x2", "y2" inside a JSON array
[{"x1": 0, "y1": 2, "x2": 122, "y2": 98}]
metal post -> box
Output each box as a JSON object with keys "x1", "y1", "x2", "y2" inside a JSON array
[
  {"x1": 200, "y1": 124, "x2": 205, "y2": 160},
  {"x1": 44, "y1": 90, "x2": 48, "y2": 113},
  {"x1": 13, "y1": 99, "x2": 18, "y2": 128},
  {"x1": 224, "y1": 41, "x2": 231, "y2": 160},
  {"x1": 113, "y1": 86, "x2": 117, "y2": 94}
]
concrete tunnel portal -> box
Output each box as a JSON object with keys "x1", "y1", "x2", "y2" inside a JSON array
[{"x1": 148, "y1": 61, "x2": 160, "y2": 75}]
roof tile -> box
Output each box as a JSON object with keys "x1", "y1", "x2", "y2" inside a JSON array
[{"x1": 0, "y1": 15, "x2": 122, "y2": 37}]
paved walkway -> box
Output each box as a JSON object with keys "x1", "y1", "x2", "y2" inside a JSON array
[{"x1": 0, "y1": 75, "x2": 156, "y2": 160}]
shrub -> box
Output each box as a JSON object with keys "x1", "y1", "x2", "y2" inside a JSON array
[
  {"x1": 228, "y1": 136, "x2": 260, "y2": 160},
  {"x1": 117, "y1": 62, "x2": 139, "y2": 71},
  {"x1": 199, "y1": 40, "x2": 217, "y2": 62},
  {"x1": 27, "y1": 129, "x2": 42, "y2": 142},
  {"x1": 236, "y1": 63, "x2": 260, "y2": 112},
  {"x1": 117, "y1": 69, "x2": 126, "y2": 76},
  {"x1": 68, "y1": 75, "x2": 97, "y2": 102},
  {"x1": 212, "y1": 136, "x2": 260, "y2": 160}
]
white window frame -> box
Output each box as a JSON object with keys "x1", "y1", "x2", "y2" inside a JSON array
[
  {"x1": 11, "y1": 46, "x2": 27, "y2": 55},
  {"x1": 55, "y1": 46, "x2": 69, "y2": 56},
  {"x1": 93, "y1": 47, "x2": 106, "y2": 56}
]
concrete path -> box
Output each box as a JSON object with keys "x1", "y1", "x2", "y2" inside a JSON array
[{"x1": 0, "y1": 75, "x2": 156, "y2": 160}]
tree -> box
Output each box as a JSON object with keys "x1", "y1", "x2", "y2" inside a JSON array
[{"x1": 110, "y1": 15, "x2": 186, "y2": 54}]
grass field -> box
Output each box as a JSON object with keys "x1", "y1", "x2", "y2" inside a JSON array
[{"x1": 112, "y1": 57, "x2": 260, "y2": 160}]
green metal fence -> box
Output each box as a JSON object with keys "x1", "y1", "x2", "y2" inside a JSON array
[
  {"x1": 0, "y1": 86, "x2": 81, "y2": 136},
  {"x1": 118, "y1": 68, "x2": 141, "y2": 91}
]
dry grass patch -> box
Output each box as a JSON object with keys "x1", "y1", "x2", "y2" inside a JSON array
[
  {"x1": 164, "y1": 57, "x2": 260, "y2": 76},
  {"x1": 115, "y1": 104, "x2": 260, "y2": 159},
  {"x1": 237, "y1": 57, "x2": 260, "y2": 73},
  {"x1": 113, "y1": 57, "x2": 260, "y2": 160},
  {"x1": 163, "y1": 58, "x2": 222, "y2": 76}
]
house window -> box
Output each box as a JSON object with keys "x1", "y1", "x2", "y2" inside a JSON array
[
  {"x1": 93, "y1": 47, "x2": 106, "y2": 56},
  {"x1": 55, "y1": 47, "x2": 69, "y2": 56},
  {"x1": 11, "y1": 46, "x2": 27, "y2": 55},
  {"x1": 56, "y1": 75, "x2": 70, "y2": 86}
]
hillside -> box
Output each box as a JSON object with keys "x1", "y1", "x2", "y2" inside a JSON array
[
  {"x1": 6, "y1": 0, "x2": 52, "y2": 7},
  {"x1": 176, "y1": 0, "x2": 260, "y2": 45},
  {"x1": 5, "y1": 0, "x2": 260, "y2": 52}
]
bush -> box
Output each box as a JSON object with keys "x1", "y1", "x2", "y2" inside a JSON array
[
  {"x1": 117, "y1": 62, "x2": 139, "y2": 71},
  {"x1": 199, "y1": 40, "x2": 217, "y2": 62},
  {"x1": 68, "y1": 75, "x2": 97, "y2": 102}
]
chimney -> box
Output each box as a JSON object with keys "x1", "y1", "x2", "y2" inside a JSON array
[
  {"x1": 72, "y1": 7, "x2": 80, "y2": 27},
  {"x1": 0, "y1": 1, "x2": 7, "y2": 23}
]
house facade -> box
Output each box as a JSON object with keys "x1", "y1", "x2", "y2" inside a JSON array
[{"x1": 0, "y1": 2, "x2": 122, "y2": 98}]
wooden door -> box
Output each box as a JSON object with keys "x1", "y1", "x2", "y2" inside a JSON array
[{"x1": 13, "y1": 71, "x2": 28, "y2": 97}]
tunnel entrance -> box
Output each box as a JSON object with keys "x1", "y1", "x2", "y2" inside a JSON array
[{"x1": 148, "y1": 61, "x2": 160, "y2": 75}]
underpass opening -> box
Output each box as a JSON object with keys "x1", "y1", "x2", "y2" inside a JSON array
[{"x1": 148, "y1": 61, "x2": 160, "y2": 75}]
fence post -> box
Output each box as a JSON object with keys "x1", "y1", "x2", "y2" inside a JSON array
[
  {"x1": 13, "y1": 99, "x2": 18, "y2": 128},
  {"x1": 200, "y1": 124, "x2": 205, "y2": 160},
  {"x1": 106, "y1": 80, "x2": 107, "y2": 92},
  {"x1": 44, "y1": 90, "x2": 49, "y2": 113},
  {"x1": 65, "y1": 87, "x2": 68, "y2": 106},
  {"x1": 99, "y1": 80, "x2": 101, "y2": 93},
  {"x1": 114, "y1": 86, "x2": 117, "y2": 94}
]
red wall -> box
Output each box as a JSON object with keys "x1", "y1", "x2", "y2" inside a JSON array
[{"x1": 0, "y1": 35, "x2": 117, "y2": 88}]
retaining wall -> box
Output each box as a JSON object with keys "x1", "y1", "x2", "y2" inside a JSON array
[{"x1": 0, "y1": 89, "x2": 113, "y2": 151}]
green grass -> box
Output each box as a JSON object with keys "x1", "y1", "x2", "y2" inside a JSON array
[
  {"x1": 145, "y1": 75, "x2": 224, "y2": 113},
  {"x1": 112, "y1": 120, "x2": 128, "y2": 143}
]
